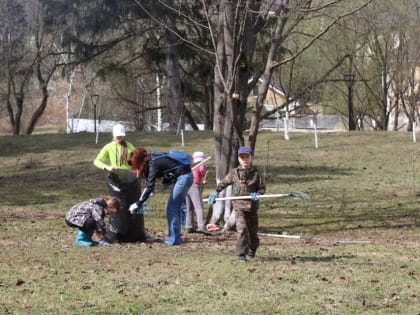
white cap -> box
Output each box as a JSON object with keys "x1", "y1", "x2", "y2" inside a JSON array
[
  {"x1": 112, "y1": 124, "x2": 126, "y2": 137},
  {"x1": 193, "y1": 151, "x2": 206, "y2": 163}
]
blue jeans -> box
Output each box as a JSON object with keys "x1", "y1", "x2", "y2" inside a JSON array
[
  {"x1": 180, "y1": 200, "x2": 187, "y2": 227},
  {"x1": 165, "y1": 172, "x2": 194, "y2": 245}
]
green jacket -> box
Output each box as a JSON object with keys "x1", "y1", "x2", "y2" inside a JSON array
[{"x1": 94, "y1": 141, "x2": 135, "y2": 170}]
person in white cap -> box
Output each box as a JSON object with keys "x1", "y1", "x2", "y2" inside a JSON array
[
  {"x1": 185, "y1": 151, "x2": 209, "y2": 233},
  {"x1": 93, "y1": 123, "x2": 146, "y2": 243},
  {"x1": 94, "y1": 124, "x2": 134, "y2": 179}
]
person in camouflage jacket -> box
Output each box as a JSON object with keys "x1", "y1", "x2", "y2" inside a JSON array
[
  {"x1": 208, "y1": 146, "x2": 265, "y2": 262},
  {"x1": 65, "y1": 196, "x2": 120, "y2": 246}
]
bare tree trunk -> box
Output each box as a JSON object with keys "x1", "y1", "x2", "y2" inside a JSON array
[
  {"x1": 381, "y1": 63, "x2": 390, "y2": 130},
  {"x1": 213, "y1": 83, "x2": 237, "y2": 180},
  {"x1": 393, "y1": 94, "x2": 400, "y2": 131},
  {"x1": 248, "y1": 6, "x2": 289, "y2": 151},
  {"x1": 5, "y1": 79, "x2": 24, "y2": 135},
  {"x1": 25, "y1": 61, "x2": 55, "y2": 135},
  {"x1": 26, "y1": 95, "x2": 49, "y2": 135},
  {"x1": 6, "y1": 93, "x2": 23, "y2": 136},
  {"x1": 204, "y1": 85, "x2": 213, "y2": 130},
  {"x1": 213, "y1": 0, "x2": 238, "y2": 180},
  {"x1": 165, "y1": 13, "x2": 184, "y2": 131},
  {"x1": 184, "y1": 108, "x2": 199, "y2": 130}
]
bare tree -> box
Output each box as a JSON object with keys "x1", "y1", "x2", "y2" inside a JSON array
[
  {"x1": 0, "y1": 1, "x2": 71, "y2": 135},
  {"x1": 201, "y1": 1, "x2": 375, "y2": 176},
  {"x1": 392, "y1": 0, "x2": 420, "y2": 131},
  {"x1": 194, "y1": 0, "x2": 372, "y2": 225},
  {"x1": 323, "y1": 0, "x2": 420, "y2": 131},
  {"x1": 0, "y1": 1, "x2": 29, "y2": 135}
]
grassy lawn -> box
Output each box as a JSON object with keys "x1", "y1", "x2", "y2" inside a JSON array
[{"x1": 0, "y1": 130, "x2": 418, "y2": 314}]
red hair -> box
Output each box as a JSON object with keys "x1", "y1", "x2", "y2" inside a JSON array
[{"x1": 128, "y1": 147, "x2": 149, "y2": 177}]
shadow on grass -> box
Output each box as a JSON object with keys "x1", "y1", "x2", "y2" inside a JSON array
[
  {"x1": 260, "y1": 201, "x2": 419, "y2": 234},
  {"x1": 0, "y1": 133, "x2": 102, "y2": 157},
  {"x1": 0, "y1": 131, "x2": 204, "y2": 157},
  {"x1": 258, "y1": 254, "x2": 356, "y2": 263},
  {"x1": 0, "y1": 161, "x2": 105, "y2": 207},
  {"x1": 265, "y1": 165, "x2": 354, "y2": 184}
]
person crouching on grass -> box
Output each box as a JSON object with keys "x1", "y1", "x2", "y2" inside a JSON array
[
  {"x1": 65, "y1": 196, "x2": 121, "y2": 247},
  {"x1": 208, "y1": 146, "x2": 265, "y2": 262}
]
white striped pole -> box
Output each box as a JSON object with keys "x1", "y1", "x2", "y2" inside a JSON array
[
  {"x1": 203, "y1": 192, "x2": 309, "y2": 202},
  {"x1": 191, "y1": 156, "x2": 211, "y2": 170}
]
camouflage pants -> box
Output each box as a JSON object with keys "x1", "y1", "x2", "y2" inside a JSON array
[{"x1": 235, "y1": 209, "x2": 259, "y2": 256}]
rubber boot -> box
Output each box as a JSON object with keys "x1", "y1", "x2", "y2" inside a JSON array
[{"x1": 75, "y1": 229, "x2": 94, "y2": 246}]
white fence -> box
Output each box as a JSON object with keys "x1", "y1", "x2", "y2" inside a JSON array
[
  {"x1": 67, "y1": 119, "x2": 135, "y2": 134},
  {"x1": 259, "y1": 115, "x2": 352, "y2": 131},
  {"x1": 69, "y1": 115, "x2": 413, "y2": 133},
  {"x1": 67, "y1": 118, "x2": 204, "y2": 134}
]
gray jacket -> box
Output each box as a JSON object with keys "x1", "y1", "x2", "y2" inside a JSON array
[{"x1": 65, "y1": 198, "x2": 106, "y2": 234}]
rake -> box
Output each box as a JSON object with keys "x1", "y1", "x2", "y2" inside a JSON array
[
  {"x1": 258, "y1": 233, "x2": 372, "y2": 245},
  {"x1": 258, "y1": 232, "x2": 314, "y2": 242},
  {"x1": 203, "y1": 191, "x2": 309, "y2": 202},
  {"x1": 191, "y1": 156, "x2": 211, "y2": 170}
]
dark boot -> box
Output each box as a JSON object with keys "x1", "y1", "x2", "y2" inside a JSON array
[{"x1": 247, "y1": 249, "x2": 256, "y2": 259}]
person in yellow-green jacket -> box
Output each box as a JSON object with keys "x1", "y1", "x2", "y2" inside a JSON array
[{"x1": 94, "y1": 123, "x2": 145, "y2": 243}]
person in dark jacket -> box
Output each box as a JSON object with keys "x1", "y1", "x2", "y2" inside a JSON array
[
  {"x1": 128, "y1": 148, "x2": 194, "y2": 245},
  {"x1": 65, "y1": 196, "x2": 121, "y2": 246},
  {"x1": 208, "y1": 146, "x2": 265, "y2": 262}
]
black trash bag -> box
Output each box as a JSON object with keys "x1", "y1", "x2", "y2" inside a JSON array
[{"x1": 106, "y1": 170, "x2": 146, "y2": 243}]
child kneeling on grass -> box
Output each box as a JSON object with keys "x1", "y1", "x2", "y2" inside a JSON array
[{"x1": 65, "y1": 196, "x2": 121, "y2": 247}]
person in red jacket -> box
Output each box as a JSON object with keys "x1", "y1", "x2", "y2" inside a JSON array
[{"x1": 185, "y1": 151, "x2": 208, "y2": 233}]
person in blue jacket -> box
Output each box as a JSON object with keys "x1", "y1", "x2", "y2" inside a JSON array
[{"x1": 128, "y1": 147, "x2": 193, "y2": 245}]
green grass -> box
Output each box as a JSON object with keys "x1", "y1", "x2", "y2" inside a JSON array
[{"x1": 0, "y1": 130, "x2": 419, "y2": 314}]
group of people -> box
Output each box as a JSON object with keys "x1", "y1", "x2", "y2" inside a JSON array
[{"x1": 65, "y1": 124, "x2": 265, "y2": 262}]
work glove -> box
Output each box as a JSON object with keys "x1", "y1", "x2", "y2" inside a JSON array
[
  {"x1": 207, "y1": 191, "x2": 218, "y2": 206},
  {"x1": 129, "y1": 202, "x2": 149, "y2": 215},
  {"x1": 104, "y1": 165, "x2": 115, "y2": 172},
  {"x1": 250, "y1": 192, "x2": 260, "y2": 201},
  {"x1": 138, "y1": 202, "x2": 150, "y2": 214},
  {"x1": 129, "y1": 201, "x2": 142, "y2": 214},
  {"x1": 98, "y1": 239, "x2": 112, "y2": 247}
]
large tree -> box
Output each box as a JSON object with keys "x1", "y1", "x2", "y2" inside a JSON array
[
  {"x1": 206, "y1": 0, "x2": 375, "y2": 177},
  {"x1": 40, "y1": 0, "x2": 216, "y2": 132},
  {"x1": 181, "y1": 0, "x2": 370, "y2": 226}
]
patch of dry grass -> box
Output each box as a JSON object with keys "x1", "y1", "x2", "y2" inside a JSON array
[{"x1": 0, "y1": 131, "x2": 419, "y2": 314}]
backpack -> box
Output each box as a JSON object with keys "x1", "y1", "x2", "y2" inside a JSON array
[{"x1": 151, "y1": 150, "x2": 192, "y2": 174}]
